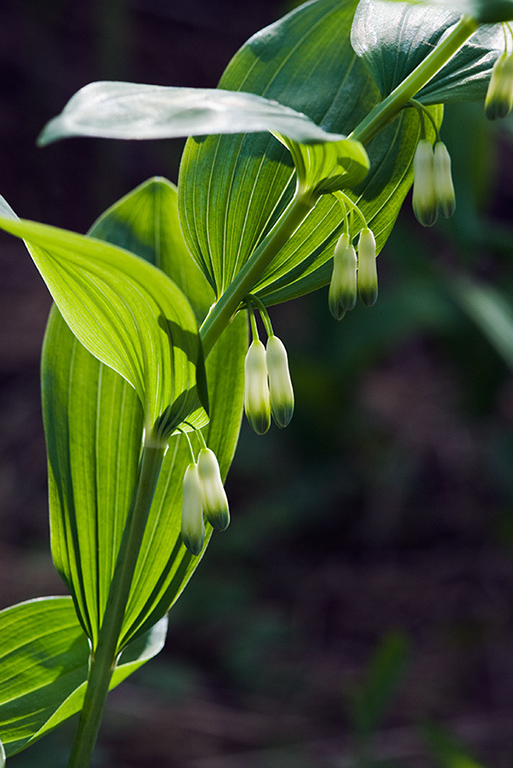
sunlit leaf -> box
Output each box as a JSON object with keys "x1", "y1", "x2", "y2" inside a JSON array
[
  {"x1": 37, "y1": 82, "x2": 347, "y2": 146},
  {"x1": 275, "y1": 133, "x2": 370, "y2": 193},
  {"x1": 0, "y1": 199, "x2": 207, "y2": 439},
  {"x1": 178, "y1": 0, "x2": 441, "y2": 305},
  {"x1": 0, "y1": 597, "x2": 167, "y2": 757},
  {"x1": 352, "y1": 1, "x2": 503, "y2": 104},
  {"x1": 384, "y1": 0, "x2": 513, "y2": 23},
  {"x1": 41, "y1": 179, "x2": 246, "y2": 648}
]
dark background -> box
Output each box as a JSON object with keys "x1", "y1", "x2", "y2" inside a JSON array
[{"x1": 2, "y1": 1, "x2": 513, "y2": 766}]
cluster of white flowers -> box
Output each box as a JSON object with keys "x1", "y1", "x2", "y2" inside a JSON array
[
  {"x1": 329, "y1": 225, "x2": 377, "y2": 320},
  {"x1": 412, "y1": 139, "x2": 455, "y2": 227},
  {"x1": 244, "y1": 333, "x2": 294, "y2": 435},
  {"x1": 181, "y1": 447, "x2": 229, "y2": 555}
]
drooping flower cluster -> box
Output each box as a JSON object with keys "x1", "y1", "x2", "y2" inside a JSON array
[
  {"x1": 328, "y1": 221, "x2": 378, "y2": 321},
  {"x1": 412, "y1": 139, "x2": 455, "y2": 227},
  {"x1": 243, "y1": 303, "x2": 295, "y2": 434},
  {"x1": 181, "y1": 445, "x2": 229, "y2": 555}
]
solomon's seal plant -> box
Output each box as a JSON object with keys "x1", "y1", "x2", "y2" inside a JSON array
[{"x1": 1, "y1": 0, "x2": 513, "y2": 766}]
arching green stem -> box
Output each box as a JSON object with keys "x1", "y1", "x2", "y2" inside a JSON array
[
  {"x1": 200, "y1": 189, "x2": 317, "y2": 355},
  {"x1": 350, "y1": 15, "x2": 478, "y2": 145}
]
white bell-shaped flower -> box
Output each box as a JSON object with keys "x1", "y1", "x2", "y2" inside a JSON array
[
  {"x1": 485, "y1": 53, "x2": 513, "y2": 120},
  {"x1": 197, "y1": 447, "x2": 230, "y2": 531},
  {"x1": 357, "y1": 227, "x2": 378, "y2": 307},
  {"x1": 412, "y1": 139, "x2": 438, "y2": 227},
  {"x1": 266, "y1": 335, "x2": 294, "y2": 428},
  {"x1": 433, "y1": 141, "x2": 456, "y2": 219},
  {"x1": 329, "y1": 232, "x2": 357, "y2": 320},
  {"x1": 244, "y1": 339, "x2": 271, "y2": 434},
  {"x1": 181, "y1": 462, "x2": 205, "y2": 555}
]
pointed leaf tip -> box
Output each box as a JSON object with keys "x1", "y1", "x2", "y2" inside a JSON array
[
  {"x1": 37, "y1": 81, "x2": 347, "y2": 146},
  {"x1": 0, "y1": 213, "x2": 207, "y2": 437}
]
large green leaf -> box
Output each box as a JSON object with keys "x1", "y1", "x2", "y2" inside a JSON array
[
  {"x1": 0, "y1": 203, "x2": 207, "y2": 439},
  {"x1": 41, "y1": 179, "x2": 246, "y2": 649},
  {"x1": 352, "y1": 0, "x2": 503, "y2": 104},
  {"x1": 178, "y1": 0, "x2": 440, "y2": 306},
  {"x1": 385, "y1": 0, "x2": 513, "y2": 23},
  {"x1": 0, "y1": 597, "x2": 167, "y2": 757},
  {"x1": 37, "y1": 82, "x2": 346, "y2": 146}
]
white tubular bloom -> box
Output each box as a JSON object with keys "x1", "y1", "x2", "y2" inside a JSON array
[
  {"x1": 197, "y1": 447, "x2": 230, "y2": 531},
  {"x1": 433, "y1": 141, "x2": 456, "y2": 219},
  {"x1": 244, "y1": 339, "x2": 271, "y2": 434},
  {"x1": 329, "y1": 232, "x2": 357, "y2": 320},
  {"x1": 181, "y1": 463, "x2": 205, "y2": 555},
  {"x1": 266, "y1": 335, "x2": 294, "y2": 428},
  {"x1": 357, "y1": 227, "x2": 378, "y2": 307},
  {"x1": 485, "y1": 53, "x2": 513, "y2": 121},
  {"x1": 412, "y1": 139, "x2": 438, "y2": 227}
]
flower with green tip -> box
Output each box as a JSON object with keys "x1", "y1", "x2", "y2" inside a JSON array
[
  {"x1": 412, "y1": 139, "x2": 438, "y2": 227},
  {"x1": 266, "y1": 335, "x2": 294, "y2": 428},
  {"x1": 329, "y1": 232, "x2": 357, "y2": 320},
  {"x1": 485, "y1": 52, "x2": 513, "y2": 120},
  {"x1": 357, "y1": 227, "x2": 378, "y2": 307},
  {"x1": 244, "y1": 339, "x2": 271, "y2": 434},
  {"x1": 197, "y1": 447, "x2": 230, "y2": 531},
  {"x1": 181, "y1": 462, "x2": 205, "y2": 555},
  {"x1": 433, "y1": 141, "x2": 455, "y2": 219}
]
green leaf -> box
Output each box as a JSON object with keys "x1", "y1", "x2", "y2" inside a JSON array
[
  {"x1": 0, "y1": 737, "x2": 4, "y2": 768},
  {"x1": 383, "y1": 0, "x2": 513, "y2": 23},
  {"x1": 178, "y1": 0, "x2": 441, "y2": 305},
  {"x1": 37, "y1": 82, "x2": 347, "y2": 146},
  {"x1": 0, "y1": 199, "x2": 207, "y2": 439},
  {"x1": 351, "y1": 632, "x2": 409, "y2": 741},
  {"x1": 420, "y1": 721, "x2": 485, "y2": 767},
  {"x1": 352, "y1": 1, "x2": 503, "y2": 104},
  {"x1": 275, "y1": 133, "x2": 370, "y2": 193},
  {"x1": 0, "y1": 597, "x2": 167, "y2": 757},
  {"x1": 41, "y1": 179, "x2": 246, "y2": 648}
]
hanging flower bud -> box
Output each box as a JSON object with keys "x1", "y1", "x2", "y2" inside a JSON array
[
  {"x1": 181, "y1": 462, "x2": 205, "y2": 555},
  {"x1": 244, "y1": 339, "x2": 271, "y2": 434},
  {"x1": 485, "y1": 53, "x2": 513, "y2": 121},
  {"x1": 357, "y1": 227, "x2": 378, "y2": 307},
  {"x1": 266, "y1": 335, "x2": 294, "y2": 428},
  {"x1": 197, "y1": 447, "x2": 230, "y2": 531},
  {"x1": 329, "y1": 232, "x2": 357, "y2": 320},
  {"x1": 412, "y1": 139, "x2": 438, "y2": 227},
  {"x1": 433, "y1": 141, "x2": 456, "y2": 219}
]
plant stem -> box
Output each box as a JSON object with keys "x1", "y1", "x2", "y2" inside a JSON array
[
  {"x1": 200, "y1": 17, "x2": 479, "y2": 356},
  {"x1": 67, "y1": 441, "x2": 166, "y2": 768},
  {"x1": 200, "y1": 189, "x2": 316, "y2": 355},
  {"x1": 349, "y1": 15, "x2": 478, "y2": 146},
  {"x1": 65, "y1": 15, "x2": 482, "y2": 768}
]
